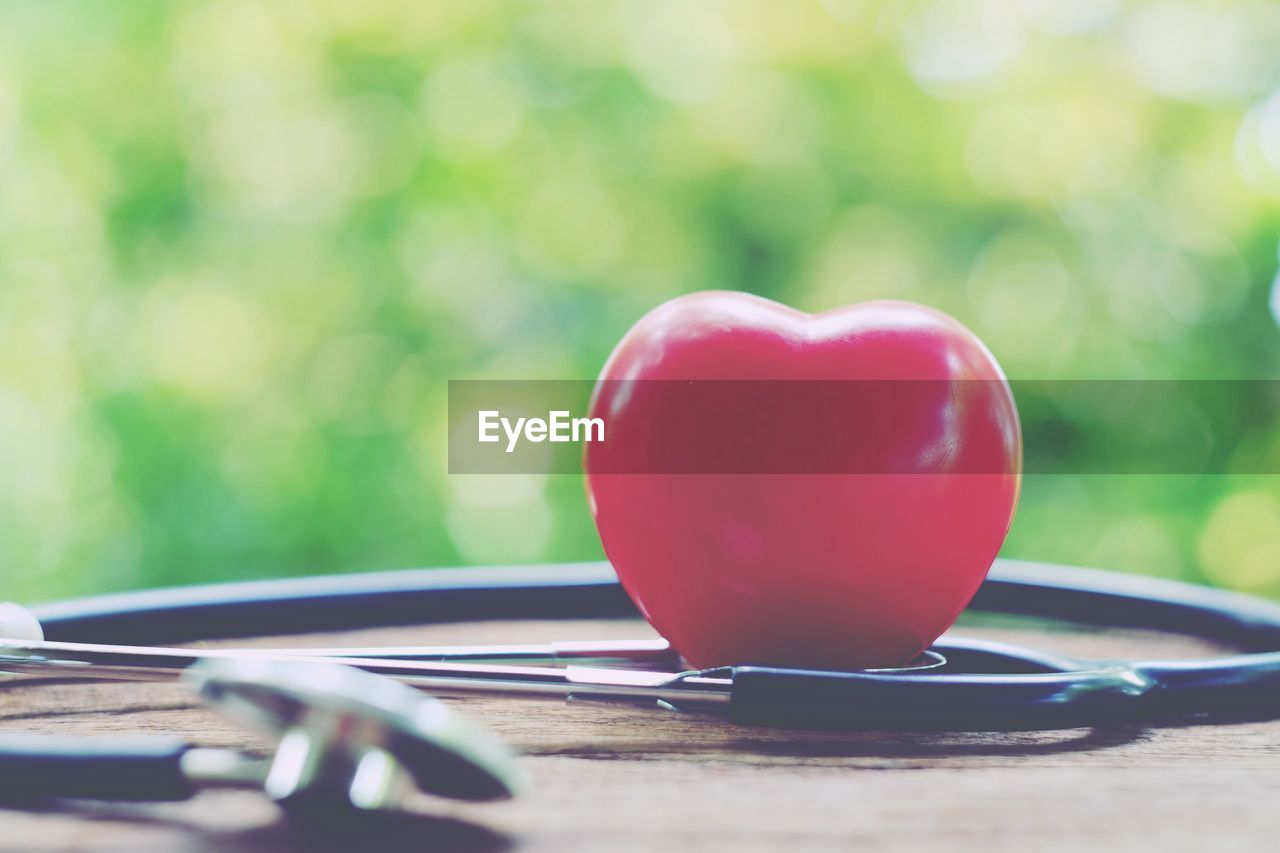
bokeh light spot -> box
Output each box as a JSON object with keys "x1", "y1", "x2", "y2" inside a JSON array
[
  {"x1": 421, "y1": 52, "x2": 526, "y2": 158},
  {"x1": 1235, "y1": 88, "x2": 1280, "y2": 195},
  {"x1": 517, "y1": 175, "x2": 625, "y2": 279},
  {"x1": 900, "y1": 0, "x2": 1026, "y2": 94},
  {"x1": 141, "y1": 281, "x2": 275, "y2": 404},
  {"x1": 1124, "y1": 1, "x2": 1280, "y2": 102},
  {"x1": 1198, "y1": 490, "x2": 1280, "y2": 591},
  {"x1": 627, "y1": 0, "x2": 739, "y2": 104},
  {"x1": 446, "y1": 474, "x2": 552, "y2": 564}
]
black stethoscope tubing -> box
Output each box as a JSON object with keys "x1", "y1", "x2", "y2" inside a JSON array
[{"x1": 25, "y1": 559, "x2": 1280, "y2": 730}]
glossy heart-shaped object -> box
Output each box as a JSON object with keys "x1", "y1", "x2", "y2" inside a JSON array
[{"x1": 585, "y1": 292, "x2": 1021, "y2": 670}]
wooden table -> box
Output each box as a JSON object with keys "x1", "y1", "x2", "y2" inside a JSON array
[{"x1": 1, "y1": 617, "x2": 1277, "y2": 851}]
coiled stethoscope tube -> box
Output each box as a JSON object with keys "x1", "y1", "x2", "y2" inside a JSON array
[{"x1": 3, "y1": 559, "x2": 1280, "y2": 730}]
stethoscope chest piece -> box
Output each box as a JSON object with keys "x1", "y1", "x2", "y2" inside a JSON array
[
  {"x1": 186, "y1": 657, "x2": 525, "y2": 813},
  {"x1": 0, "y1": 657, "x2": 524, "y2": 820}
]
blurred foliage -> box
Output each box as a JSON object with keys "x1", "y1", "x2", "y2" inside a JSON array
[{"x1": 1, "y1": 0, "x2": 1280, "y2": 602}]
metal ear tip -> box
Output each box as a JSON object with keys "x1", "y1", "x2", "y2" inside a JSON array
[
  {"x1": 0, "y1": 603, "x2": 44, "y2": 642},
  {"x1": 184, "y1": 657, "x2": 526, "y2": 809}
]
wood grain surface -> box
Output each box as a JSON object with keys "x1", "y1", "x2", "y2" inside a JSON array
[{"x1": 0, "y1": 617, "x2": 1277, "y2": 852}]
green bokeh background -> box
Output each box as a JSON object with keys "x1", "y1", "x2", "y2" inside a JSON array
[{"x1": 2, "y1": 0, "x2": 1280, "y2": 603}]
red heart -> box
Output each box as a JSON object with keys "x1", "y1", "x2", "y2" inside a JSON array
[{"x1": 585, "y1": 292, "x2": 1021, "y2": 670}]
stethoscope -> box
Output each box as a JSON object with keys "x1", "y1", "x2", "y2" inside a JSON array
[
  {"x1": 3, "y1": 557, "x2": 1280, "y2": 815},
  {"x1": 0, "y1": 656, "x2": 525, "y2": 818}
]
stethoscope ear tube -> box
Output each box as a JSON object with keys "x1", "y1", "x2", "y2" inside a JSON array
[
  {"x1": 979, "y1": 561, "x2": 1280, "y2": 651},
  {"x1": 33, "y1": 564, "x2": 635, "y2": 645},
  {"x1": 725, "y1": 666, "x2": 1155, "y2": 730},
  {"x1": 37, "y1": 559, "x2": 1280, "y2": 652},
  {"x1": 0, "y1": 736, "x2": 196, "y2": 803},
  {"x1": 1134, "y1": 653, "x2": 1280, "y2": 716}
]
